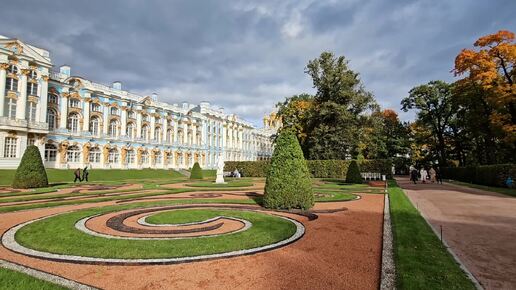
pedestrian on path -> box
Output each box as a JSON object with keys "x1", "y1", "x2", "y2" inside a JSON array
[
  {"x1": 82, "y1": 166, "x2": 89, "y2": 182},
  {"x1": 420, "y1": 167, "x2": 428, "y2": 183},
  {"x1": 410, "y1": 166, "x2": 418, "y2": 184},
  {"x1": 429, "y1": 167, "x2": 437, "y2": 183},
  {"x1": 435, "y1": 167, "x2": 443, "y2": 184},
  {"x1": 74, "y1": 168, "x2": 82, "y2": 183}
]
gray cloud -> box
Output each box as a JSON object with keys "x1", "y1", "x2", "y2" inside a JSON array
[{"x1": 1, "y1": 0, "x2": 515, "y2": 125}]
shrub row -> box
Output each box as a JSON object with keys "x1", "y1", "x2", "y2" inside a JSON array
[
  {"x1": 225, "y1": 159, "x2": 392, "y2": 179},
  {"x1": 441, "y1": 164, "x2": 516, "y2": 187}
]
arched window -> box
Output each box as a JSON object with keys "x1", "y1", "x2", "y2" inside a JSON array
[
  {"x1": 141, "y1": 125, "x2": 149, "y2": 140},
  {"x1": 29, "y1": 70, "x2": 37, "y2": 79},
  {"x1": 128, "y1": 110, "x2": 136, "y2": 119},
  {"x1": 126, "y1": 149, "x2": 135, "y2": 164},
  {"x1": 67, "y1": 113, "x2": 79, "y2": 133},
  {"x1": 47, "y1": 108, "x2": 57, "y2": 130},
  {"x1": 141, "y1": 151, "x2": 149, "y2": 164},
  {"x1": 44, "y1": 144, "x2": 57, "y2": 162},
  {"x1": 110, "y1": 107, "x2": 119, "y2": 116},
  {"x1": 88, "y1": 147, "x2": 101, "y2": 163},
  {"x1": 108, "y1": 148, "x2": 119, "y2": 164},
  {"x1": 154, "y1": 126, "x2": 161, "y2": 142},
  {"x1": 166, "y1": 129, "x2": 172, "y2": 143},
  {"x1": 89, "y1": 117, "x2": 100, "y2": 137},
  {"x1": 91, "y1": 103, "x2": 101, "y2": 112},
  {"x1": 178, "y1": 129, "x2": 184, "y2": 144},
  {"x1": 126, "y1": 122, "x2": 135, "y2": 139},
  {"x1": 155, "y1": 151, "x2": 162, "y2": 164},
  {"x1": 8, "y1": 64, "x2": 18, "y2": 74},
  {"x1": 48, "y1": 93, "x2": 58, "y2": 104},
  {"x1": 109, "y1": 119, "x2": 119, "y2": 137},
  {"x1": 69, "y1": 98, "x2": 80, "y2": 108},
  {"x1": 67, "y1": 145, "x2": 81, "y2": 162}
]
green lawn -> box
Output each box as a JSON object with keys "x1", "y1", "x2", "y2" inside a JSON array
[
  {"x1": 202, "y1": 170, "x2": 217, "y2": 178},
  {"x1": 447, "y1": 180, "x2": 516, "y2": 197},
  {"x1": 388, "y1": 180, "x2": 475, "y2": 289},
  {"x1": 0, "y1": 169, "x2": 184, "y2": 186},
  {"x1": 0, "y1": 267, "x2": 66, "y2": 290},
  {"x1": 16, "y1": 206, "x2": 296, "y2": 259}
]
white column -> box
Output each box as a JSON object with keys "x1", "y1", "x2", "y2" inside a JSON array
[
  {"x1": 162, "y1": 117, "x2": 168, "y2": 143},
  {"x1": 38, "y1": 75, "x2": 49, "y2": 124},
  {"x1": 221, "y1": 124, "x2": 226, "y2": 151},
  {"x1": 59, "y1": 93, "x2": 68, "y2": 129},
  {"x1": 136, "y1": 111, "x2": 142, "y2": 138},
  {"x1": 0, "y1": 64, "x2": 7, "y2": 117},
  {"x1": 182, "y1": 122, "x2": 188, "y2": 144},
  {"x1": 173, "y1": 120, "x2": 178, "y2": 143},
  {"x1": 82, "y1": 93, "x2": 91, "y2": 131},
  {"x1": 16, "y1": 71, "x2": 28, "y2": 120},
  {"x1": 102, "y1": 104, "x2": 109, "y2": 135},
  {"x1": 121, "y1": 107, "x2": 127, "y2": 136},
  {"x1": 150, "y1": 115, "x2": 156, "y2": 140},
  {"x1": 192, "y1": 123, "x2": 197, "y2": 146}
]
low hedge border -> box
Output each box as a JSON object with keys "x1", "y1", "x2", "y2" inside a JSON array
[{"x1": 441, "y1": 164, "x2": 516, "y2": 188}]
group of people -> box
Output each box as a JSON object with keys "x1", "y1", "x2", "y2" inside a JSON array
[
  {"x1": 73, "y1": 167, "x2": 89, "y2": 182},
  {"x1": 409, "y1": 165, "x2": 442, "y2": 184}
]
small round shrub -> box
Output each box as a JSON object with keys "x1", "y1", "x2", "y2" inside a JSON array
[
  {"x1": 264, "y1": 130, "x2": 314, "y2": 210},
  {"x1": 12, "y1": 145, "x2": 49, "y2": 189},
  {"x1": 190, "y1": 162, "x2": 203, "y2": 180},
  {"x1": 345, "y1": 160, "x2": 362, "y2": 184}
]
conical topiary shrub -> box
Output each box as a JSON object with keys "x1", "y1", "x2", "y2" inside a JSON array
[
  {"x1": 190, "y1": 162, "x2": 203, "y2": 180},
  {"x1": 264, "y1": 130, "x2": 314, "y2": 210},
  {"x1": 12, "y1": 145, "x2": 49, "y2": 189},
  {"x1": 345, "y1": 160, "x2": 363, "y2": 184}
]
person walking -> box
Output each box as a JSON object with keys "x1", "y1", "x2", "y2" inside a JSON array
[
  {"x1": 410, "y1": 166, "x2": 418, "y2": 184},
  {"x1": 435, "y1": 167, "x2": 443, "y2": 184},
  {"x1": 429, "y1": 167, "x2": 437, "y2": 183},
  {"x1": 420, "y1": 167, "x2": 428, "y2": 184},
  {"x1": 82, "y1": 166, "x2": 89, "y2": 182},
  {"x1": 74, "y1": 168, "x2": 82, "y2": 183}
]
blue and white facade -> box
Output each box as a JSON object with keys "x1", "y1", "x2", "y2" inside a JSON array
[{"x1": 0, "y1": 36, "x2": 274, "y2": 169}]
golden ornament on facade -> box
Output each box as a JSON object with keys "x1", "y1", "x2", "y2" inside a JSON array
[
  {"x1": 21, "y1": 69, "x2": 31, "y2": 75},
  {"x1": 6, "y1": 91, "x2": 18, "y2": 99},
  {"x1": 0, "y1": 63, "x2": 10, "y2": 70},
  {"x1": 82, "y1": 143, "x2": 91, "y2": 164}
]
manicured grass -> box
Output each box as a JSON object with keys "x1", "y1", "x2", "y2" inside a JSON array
[
  {"x1": 16, "y1": 206, "x2": 296, "y2": 259},
  {"x1": 0, "y1": 169, "x2": 184, "y2": 186},
  {"x1": 388, "y1": 180, "x2": 475, "y2": 290},
  {"x1": 312, "y1": 189, "x2": 358, "y2": 202},
  {"x1": 447, "y1": 180, "x2": 516, "y2": 197},
  {"x1": 202, "y1": 170, "x2": 217, "y2": 178},
  {"x1": 187, "y1": 180, "x2": 254, "y2": 188},
  {"x1": 0, "y1": 267, "x2": 66, "y2": 290}
]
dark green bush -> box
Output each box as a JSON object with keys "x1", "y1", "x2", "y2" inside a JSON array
[
  {"x1": 441, "y1": 164, "x2": 516, "y2": 187},
  {"x1": 264, "y1": 130, "x2": 314, "y2": 210},
  {"x1": 190, "y1": 162, "x2": 203, "y2": 180},
  {"x1": 224, "y1": 161, "x2": 270, "y2": 177},
  {"x1": 12, "y1": 145, "x2": 48, "y2": 189},
  {"x1": 345, "y1": 160, "x2": 363, "y2": 184}
]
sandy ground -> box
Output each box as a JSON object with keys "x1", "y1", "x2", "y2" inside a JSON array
[
  {"x1": 397, "y1": 177, "x2": 516, "y2": 290},
  {"x1": 0, "y1": 183, "x2": 384, "y2": 290}
]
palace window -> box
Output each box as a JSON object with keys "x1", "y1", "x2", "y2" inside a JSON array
[
  {"x1": 3, "y1": 137, "x2": 17, "y2": 158},
  {"x1": 44, "y1": 144, "x2": 57, "y2": 161},
  {"x1": 6, "y1": 98, "x2": 16, "y2": 119},
  {"x1": 69, "y1": 98, "x2": 80, "y2": 108},
  {"x1": 28, "y1": 102, "x2": 37, "y2": 122},
  {"x1": 166, "y1": 129, "x2": 172, "y2": 143},
  {"x1": 155, "y1": 151, "x2": 162, "y2": 164},
  {"x1": 66, "y1": 145, "x2": 81, "y2": 163},
  {"x1": 126, "y1": 122, "x2": 135, "y2": 139},
  {"x1": 48, "y1": 93, "x2": 58, "y2": 104},
  {"x1": 47, "y1": 108, "x2": 57, "y2": 130},
  {"x1": 6, "y1": 77, "x2": 18, "y2": 91},
  {"x1": 168, "y1": 153, "x2": 174, "y2": 165},
  {"x1": 178, "y1": 130, "x2": 184, "y2": 144},
  {"x1": 128, "y1": 110, "x2": 136, "y2": 119},
  {"x1": 109, "y1": 120, "x2": 119, "y2": 137},
  {"x1": 141, "y1": 125, "x2": 149, "y2": 140},
  {"x1": 126, "y1": 149, "x2": 135, "y2": 164},
  {"x1": 108, "y1": 149, "x2": 119, "y2": 164},
  {"x1": 154, "y1": 126, "x2": 161, "y2": 142},
  {"x1": 91, "y1": 103, "x2": 101, "y2": 112},
  {"x1": 67, "y1": 113, "x2": 79, "y2": 133},
  {"x1": 88, "y1": 147, "x2": 101, "y2": 163},
  {"x1": 27, "y1": 138, "x2": 35, "y2": 146},
  {"x1": 110, "y1": 107, "x2": 119, "y2": 116},
  {"x1": 8, "y1": 65, "x2": 18, "y2": 74},
  {"x1": 27, "y1": 82, "x2": 38, "y2": 96},
  {"x1": 89, "y1": 117, "x2": 100, "y2": 136},
  {"x1": 143, "y1": 114, "x2": 149, "y2": 122},
  {"x1": 29, "y1": 70, "x2": 37, "y2": 79},
  {"x1": 141, "y1": 151, "x2": 149, "y2": 164}
]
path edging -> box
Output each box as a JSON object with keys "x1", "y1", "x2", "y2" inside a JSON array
[{"x1": 380, "y1": 193, "x2": 395, "y2": 290}]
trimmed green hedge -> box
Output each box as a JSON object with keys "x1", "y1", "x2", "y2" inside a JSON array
[
  {"x1": 190, "y1": 162, "x2": 203, "y2": 179},
  {"x1": 12, "y1": 145, "x2": 48, "y2": 189},
  {"x1": 441, "y1": 164, "x2": 516, "y2": 188},
  {"x1": 345, "y1": 160, "x2": 363, "y2": 184},
  {"x1": 225, "y1": 159, "x2": 392, "y2": 179}
]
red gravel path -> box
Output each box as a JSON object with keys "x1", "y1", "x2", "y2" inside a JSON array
[{"x1": 397, "y1": 176, "x2": 516, "y2": 290}]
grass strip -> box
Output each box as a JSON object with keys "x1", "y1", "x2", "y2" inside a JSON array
[
  {"x1": 388, "y1": 180, "x2": 475, "y2": 290},
  {"x1": 0, "y1": 267, "x2": 66, "y2": 290}
]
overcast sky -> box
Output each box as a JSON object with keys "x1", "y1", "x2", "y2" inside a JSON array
[{"x1": 1, "y1": 0, "x2": 514, "y2": 126}]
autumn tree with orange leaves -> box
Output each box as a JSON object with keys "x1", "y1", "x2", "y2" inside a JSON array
[{"x1": 454, "y1": 30, "x2": 516, "y2": 141}]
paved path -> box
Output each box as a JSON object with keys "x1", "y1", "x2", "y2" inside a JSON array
[{"x1": 396, "y1": 177, "x2": 516, "y2": 290}]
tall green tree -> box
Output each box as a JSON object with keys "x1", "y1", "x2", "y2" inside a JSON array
[
  {"x1": 401, "y1": 81, "x2": 456, "y2": 165},
  {"x1": 276, "y1": 93, "x2": 314, "y2": 155},
  {"x1": 304, "y1": 51, "x2": 378, "y2": 159}
]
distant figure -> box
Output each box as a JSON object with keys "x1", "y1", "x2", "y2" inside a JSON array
[
  {"x1": 410, "y1": 167, "x2": 418, "y2": 184},
  {"x1": 435, "y1": 167, "x2": 443, "y2": 184},
  {"x1": 82, "y1": 166, "x2": 89, "y2": 182},
  {"x1": 506, "y1": 177, "x2": 513, "y2": 188},
  {"x1": 429, "y1": 167, "x2": 437, "y2": 183},
  {"x1": 74, "y1": 168, "x2": 82, "y2": 183},
  {"x1": 420, "y1": 168, "x2": 428, "y2": 183},
  {"x1": 233, "y1": 169, "x2": 241, "y2": 178}
]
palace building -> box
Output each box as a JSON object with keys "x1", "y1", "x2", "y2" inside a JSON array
[{"x1": 0, "y1": 35, "x2": 274, "y2": 170}]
